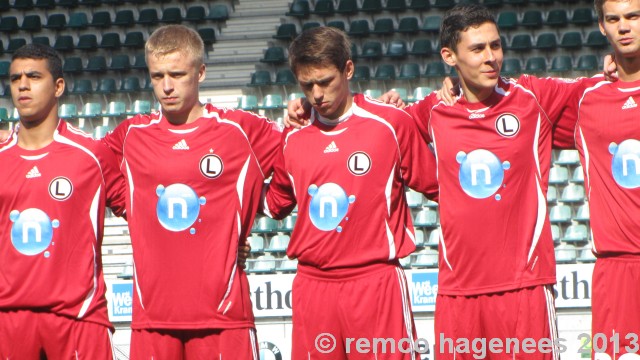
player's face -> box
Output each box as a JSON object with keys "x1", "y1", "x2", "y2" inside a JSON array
[
  {"x1": 9, "y1": 58, "x2": 64, "y2": 125},
  {"x1": 599, "y1": 0, "x2": 640, "y2": 59},
  {"x1": 441, "y1": 22, "x2": 503, "y2": 103},
  {"x1": 147, "y1": 51, "x2": 205, "y2": 124},
  {"x1": 296, "y1": 61, "x2": 354, "y2": 120}
]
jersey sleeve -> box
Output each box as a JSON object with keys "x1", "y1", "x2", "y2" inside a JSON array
[
  {"x1": 101, "y1": 117, "x2": 131, "y2": 165},
  {"x1": 95, "y1": 140, "x2": 127, "y2": 218},
  {"x1": 221, "y1": 108, "x2": 282, "y2": 178},
  {"x1": 403, "y1": 92, "x2": 439, "y2": 144},
  {"x1": 263, "y1": 129, "x2": 297, "y2": 220},
  {"x1": 394, "y1": 108, "x2": 439, "y2": 201}
]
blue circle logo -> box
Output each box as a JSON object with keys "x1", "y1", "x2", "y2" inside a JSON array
[
  {"x1": 609, "y1": 139, "x2": 640, "y2": 189},
  {"x1": 156, "y1": 184, "x2": 206, "y2": 232},
  {"x1": 456, "y1": 149, "x2": 510, "y2": 199},
  {"x1": 10, "y1": 208, "x2": 58, "y2": 256},
  {"x1": 308, "y1": 183, "x2": 355, "y2": 231}
]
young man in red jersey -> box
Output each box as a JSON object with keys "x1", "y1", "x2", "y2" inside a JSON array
[
  {"x1": 101, "y1": 24, "x2": 282, "y2": 359},
  {"x1": 558, "y1": 0, "x2": 640, "y2": 358},
  {"x1": 0, "y1": 44, "x2": 126, "y2": 359},
  {"x1": 264, "y1": 26, "x2": 439, "y2": 359}
]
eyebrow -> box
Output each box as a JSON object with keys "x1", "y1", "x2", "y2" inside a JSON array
[{"x1": 9, "y1": 70, "x2": 42, "y2": 80}]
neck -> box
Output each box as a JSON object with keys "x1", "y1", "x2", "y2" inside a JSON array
[
  {"x1": 616, "y1": 55, "x2": 640, "y2": 82},
  {"x1": 17, "y1": 117, "x2": 58, "y2": 150},
  {"x1": 460, "y1": 82, "x2": 494, "y2": 103},
  {"x1": 165, "y1": 103, "x2": 205, "y2": 126}
]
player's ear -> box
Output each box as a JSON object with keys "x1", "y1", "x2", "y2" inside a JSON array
[
  {"x1": 54, "y1": 78, "x2": 65, "y2": 98},
  {"x1": 344, "y1": 60, "x2": 354, "y2": 81},
  {"x1": 441, "y1": 47, "x2": 457, "y2": 67}
]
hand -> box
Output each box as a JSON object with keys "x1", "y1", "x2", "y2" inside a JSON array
[
  {"x1": 378, "y1": 90, "x2": 406, "y2": 108},
  {"x1": 284, "y1": 98, "x2": 311, "y2": 129},
  {"x1": 0, "y1": 130, "x2": 10, "y2": 142},
  {"x1": 238, "y1": 238, "x2": 251, "y2": 270},
  {"x1": 436, "y1": 77, "x2": 459, "y2": 106},
  {"x1": 603, "y1": 53, "x2": 618, "y2": 82}
]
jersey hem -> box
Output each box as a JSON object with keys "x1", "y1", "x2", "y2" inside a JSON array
[{"x1": 130, "y1": 320, "x2": 255, "y2": 330}]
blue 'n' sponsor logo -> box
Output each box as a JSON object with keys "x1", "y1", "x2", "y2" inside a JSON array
[
  {"x1": 307, "y1": 183, "x2": 355, "y2": 232},
  {"x1": 609, "y1": 139, "x2": 640, "y2": 189},
  {"x1": 410, "y1": 272, "x2": 438, "y2": 307},
  {"x1": 10, "y1": 208, "x2": 58, "y2": 257},
  {"x1": 156, "y1": 184, "x2": 206, "y2": 233},
  {"x1": 456, "y1": 149, "x2": 510, "y2": 200}
]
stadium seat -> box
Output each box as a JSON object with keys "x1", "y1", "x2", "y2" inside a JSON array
[
  {"x1": 351, "y1": 43, "x2": 359, "y2": 60},
  {"x1": 113, "y1": 10, "x2": 135, "y2": 27},
  {"x1": 110, "y1": 55, "x2": 131, "y2": 72},
  {"x1": 509, "y1": 34, "x2": 533, "y2": 52},
  {"x1": 555, "y1": 243, "x2": 577, "y2": 263},
  {"x1": 252, "y1": 216, "x2": 278, "y2": 233},
  {"x1": 549, "y1": 166, "x2": 569, "y2": 184},
  {"x1": 529, "y1": 0, "x2": 553, "y2": 5},
  {"x1": 412, "y1": 248, "x2": 438, "y2": 267},
  {"x1": 98, "y1": 32, "x2": 121, "y2": 50},
  {"x1": 361, "y1": 0, "x2": 383, "y2": 13},
  {"x1": 360, "y1": 41, "x2": 383, "y2": 59},
  {"x1": 351, "y1": 65, "x2": 371, "y2": 82},
  {"x1": 412, "y1": 86, "x2": 432, "y2": 101},
  {"x1": 260, "y1": 47, "x2": 286, "y2": 64},
  {"x1": 247, "y1": 71, "x2": 272, "y2": 87},
  {"x1": 433, "y1": 0, "x2": 455, "y2": 9},
  {"x1": 409, "y1": 38, "x2": 433, "y2": 57},
  {"x1": 424, "y1": 62, "x2": 446, "y2": 78},
  {"x1": 198, "y1": 28, "x2": 217, "y2": 46},
  {"x1": 426, "y1": 229, "x2": 440, "y2": 247},
  {"x1": 59, "y1": 103, "x2": 78, "y2": 119},
  {"x1": 547, "y1": 185, "x2": 557, "y2": 203},
  {"x1": 76, "y1": 34, "x2": 98, "y2": 51},
  {"x1": 249, "y1": 254, "x2": 276, "y2": 274},
  {"x1": 85, "y1": 56, "x2": 107, "y2": 73},
  {"x1": 551, "y1": 224, "x2": 561, "y2": 244},
  {"x1": 277, "y1": 257, "x2": 299, "y2": 272},
  {"x1": 20, "y1": 15, "x2": 42, "y2": 33},
  {"x1": 414, "y1": 208, "x2": 438, "y2": 227},
  {"x1": 81, "y1": 102, "x2": 102, "y2": 118},
  {"x1": 137, "y1": 8, "x2": 159, "y2": 26},
  {"x1": 574, "y1": 203, "x2": 590, "y2": 222},
  {"x1": 549, "y1": 55, "x2": 573, "y2": 72},
  {"x1": 546, "y1": 9, "x2": 568, "y2": 27},
  {"x1": 0, "y1": 16, "x2": 19, "y2": 33},
  {"x1": 207, "y1": 4, "x2": 230, "y2": 21},
  {"x1": 562, "y1": 224, "x2": 588, "y2": 243},
  {"x1": 97, "y1": 78, "x2": 118, "y2": 94},
  {"x1": 560, "y1": 31, "x2": 583, "y2": 50},
  {"x1": 34, "y1": 0, "x2": 55, "y2": 9},
  {"x1": 63, "y1": 57, "x2": 84, "y2": 75},
  {"x1": 577, "y1": 247, "x2": 596, "y2": 263},
  {"x1": 132, "y1": 53, "x2": 147, "y2": 70},
  {"x1": 549, "y1": 204, "x2": 572, "y2": 223},
  {"x1": 274, "y1": 69, "x2": 296, "y2": 85},
  {"x1": 0, "y1": 61, "x2": 9, "y2": 78},
  {"x1": 302, "y1": 21, "x2": 321, "y2": 32},
  {"x1": 161, "y1": 7, "x2": 182, "y2": 23},
  {"x1": 364, "y1": 88, "x2": 382, "y2": 98},
  {"x1": 57, "y1": 0, "x2": 78, "y2": 8},
  {"x1": 127, "y1": 100, "x2": 151, "y2": 115},
  {"x1": 258, "y1": 94, "x2": 284, "y2": 110},
  {"x1": 44, "y1": 13, "x2": 67, "y2": 31},
  {"x1": 105, "y1": 101, "x2": 126, "y2": 117},
  {"x1": 286, "y1": 0, "x2": 310, "y2": 18},
  {"x1": 571, "y1": 8, "x2": 594, "y2": 26},
  {"x1": 5, "y1": 38, "x2": 26, "y2": 54},
  {"x1": 91, "y1": 11, "x2": 112, "y2": 28},
  {"x1": 93, "y1": 126, "x2": 112, "y2": 140},
  {"x1": 413, "y1": 228, "x2": 425, "y2": 248},
  {"x1": 535, "y1": 32, "x2": 558, "y2": 51},
  {"x1": 521, "y1": 10, "x2": 543, "y2": 28},
  {"x1": 408, "y1": 0, "x2": 430, "y2": 11},
  {"x1": 70, "y1": 79, "x2": 93, "y2": 95},
  {"x1": 385, "y1": 0, "x2": 407, "y2": 12},
  {"x1": 406, "y1": 189, "x2": 424, "y2": 208},
  {"x1": 560, "y1": 184, "x2": 585, "y2": 203},
  {"x1": 335, "y1": 0, "x2": 358, "y2": 15},
  {"x1": 13, "y1": 0, "x2": 33, "y2": 10},
  {"x1": 482, "y1": 0, "x2": 503, "y2": 7},
  {"x1": 313, "y1": 0, "x2": 335, "y2": 16},
  {"x1": 67, "y1": 12, "x2": 89, "y2": 30},
  {"x1": 497, "y1": 11, "x2": 518, "y2": 31},
  {"x1": 422, "y1": 15, "x2": 441, "y2": 33},
  {"x1": 266, "y1": 234, "x2": 290, "y2": 252},
  {"x1": 238, "y1": 95, "x2": 258, "y2": 111},
  {"x1": 184, "y1": 5, "x2": 206, "y2": 23},
  {"x1": 120, "y1": 76, "x2": 141, "y2": 92},
  {"x1": 397, "y1": 17, "x2": 420, "y2": 34},
  {"x1": 571, "y1": 166, "x2": 585, "y2": 183},
  {"x1": 556, "y1": 149, "x2": 580, "y2": 165},
  {"x1": 386, "y1": 40, "x2": 408, "y2": 58},
  {"x1": 277, "y1": 214, "x2": 297, "y2": 232},
  {"x1": 398, "y1": 63, "x2": 421, "y2": 80},
  {"x1": 372, "y1": 64, "x2": 396, "y2": 81},
  {"x1": 371, "y1": 18, "x2": 395, "y2": 36},
  {"x1": 80, "y1": 0, "x2": 101, "y2": 6},
  {"x1": 525, "y1": 56, "x2": 547, "y2": 73},
  {"x1": 328, "y1": 21, "x2": 347, "y2": 31},
  {"x1": 273, "y1": 23, "x2": 298, "y2": 41},
  {"x1": 501, "y1": 58, "x2": 522, "y2": 77},
  {"x1": 248, "y1": 235, "x2": 265, "y2": 254},
  {"x1": 585, "y1": 30, "x2": 609, "y2": 48},
  {"x1": 123, "y1": 32, "x2": 145, "y2": 48},
  {"x1": 575, "y1": 54, "x2": 598, "y2": 71},
  {"x1": 348, "y1": 19, "x2": 371, "y2": 38}
]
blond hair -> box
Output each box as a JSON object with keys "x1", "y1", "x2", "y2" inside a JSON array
[{"x1": 145, "y1": 25, "x2": 204, "y2": 66}]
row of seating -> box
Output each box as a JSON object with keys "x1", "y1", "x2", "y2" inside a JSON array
[
  {"x1": 0, "y1": 5, "x2": 229, "y2": 34},
  {"x1": 0, "y1": 0, "x2": 229, "y2": 11},
  {"x1": 496, "y1": 8, "x2": 598, "y2": 30}
]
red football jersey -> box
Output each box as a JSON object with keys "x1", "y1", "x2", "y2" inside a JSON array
[
  {"x1": 102, "y1": 103, "x2": 281, "y2": 329},
  {"x1": 0, "y1": 121, "x2": 125, "y2": 328},
  {"x1": 265, "y1": 94, "x2": 439, "y2": 270},
  {"x1": 406, "y1": 75, "x2": 583, "y2": 296},
  {"x1": 566, "y1": 78, "x2": 640, "y2": 256}
]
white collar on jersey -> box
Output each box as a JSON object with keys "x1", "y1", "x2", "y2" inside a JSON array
[{"x1": 314, "y1": 105, "x2": 353, "y2": 126}]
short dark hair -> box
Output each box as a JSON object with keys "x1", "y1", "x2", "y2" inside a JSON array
[
  {"x1": 12, "y1": 43, "x2": 63, "y2": 81},
  {"x1": 440, "y1": 4, "x2": 497, "y2": 52},
  {"x1": 288, "y1": 26, "x2": 352, "y2": 76},
  {"x1": 594, "y1": 0, "x2": 606, "y2": 22}
]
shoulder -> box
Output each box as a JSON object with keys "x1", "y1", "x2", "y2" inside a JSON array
[{"x1": 354, "y1": 93, "x2": 413, "y2": 124}]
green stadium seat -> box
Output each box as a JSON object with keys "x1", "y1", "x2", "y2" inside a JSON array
[
  {"x1": 585, "y1": 30, "x2": 608, "y2": 48},
  {"x1": 238, "y1": 95, "x2": 258, "y2": 111},
  {"x1": 482, "y1": 0, "x2": 503, "y2": 7},
  {"x1": 286, "y1": 1, "x2": 310, "y2": 18},
  {"x1": 20, "y1": 15, "x2": 42, "y2": 33},
  {"x1": 123, "y1": 32, "x2": 145, "y2": 49},
  {"x1": 521, "y1": 10, "x2": 543, "y2": 28},
  {"x1": 0, "y1": 61, "x2": 9, "y2": 78},
  {"x1": 313, "y1": 0, "x2": 335, "y2": 16},
  {"x1": 327, "y1": 20, "x2": 346, "y2": 31},
  {"x1": 497, "y1": 11, "x2": 518, "y2": 31},
  {"x1": 302, "y1": 22, "x2": 321, "y2": 32},
  {"x1": 397, "y1": 17, "x2": 419, "y2": 34},
  {"x1": 99, "y1": 33, "x2": 121, "y2": 50},
  {"x1": 510, "y1": 34, "x2": 533, "y2": 52},
  {"x1": 207, "y1": 4, "x2": 230, "y2": 21},
  {"x1": 422, "y1": 15, "x2": 441, "y2": 33},
  {"x1": 549, "y1": 204, "x2": 572, "y2": 223},
  {"x1": 409, "y1": 38, "x2": 433, "y2": 57},
  {"x1": 424, "y1": 62, "x2": 446, "y2": 78},
  {"x1": 550, "y1": 55, "x2": 573, "y2": 72},
  {"x1": 120, "y1": 76, "x2": 141, "y2": 92},
  {"x1": 559, "y1": 31, "x2": 583, "y2": 50},
  {"x1": 127, "y1": 100, "x2": 151, "y2": 115},
  {"x1": 561, "y1": 183, "x2": 585, "y2": 203},
  {"x1": 13, "y1": 0, "x2": 34, "y2": 10},
  {"x1": 575, "y1": 54, "x2": 598, "y2": 71},
  {"x1": 110, "y1": 55, "x2": 131, "y2": 72},
  {"x1": 546, "y1": 9, "x2": 568, "y2": 27},
  {"x1": 371, "y1": 18, "x2": 395, "y2": 36},
  {"x1": 184, "y1": 5, "x2": 206, "y2": 23},
  {"x1": 113, "y1": 10, "x2": 135, "y2": 27},
  {"x1": 105, "y1": 101, "x2": 126, "y2": 117},
  {"x1": 6, "y1": 38, "x2": 27, "y2": 54},
  {"x1": 261, "y1": 47, "x2": 286, "y2": 64},
  {"x1": 385, "y1": 39, "x2": 408, "y2": 58},
  {"x1": 555, "y1": 243, "x2": 577, "y2": 263},
  {"x1": 57, "y1": 0, "x2": 78, "y2": 8},
  {"x1": 259, "y1": 94, "x2": 284, "y2": 110},
  {"x1": 97, "y1": 78, "x2": 118, "y2": 94},
  {"x1": 81, "y1": 102, "x2": 102, "y2": 118},
  {"x1": 197, "y1": 28, "x2": 216, "y2": 46},
  {"x1": 351, "y1": 43, "x2": 359, "y2": 60},
  {"x1": 385, "y1": 0, "x2": 406, "y2": 12},
  {"x1": 85, "y1": 56, "x2": 107, "y2": 73},
  {"x1": 501, "y1": 58, "x2": 522, "y2": 77},
  {"x1": 32, "y1": 36, "x2": 50, "y2": 47},
  {"x1": 137, "y1": 8, "x2": 159, "y2": 26},
  {"x1": 364, "y1": 89, "x2": 383, "y2": 99},
  {"x1": 503, "y1": 0, "x2": 527, "y2": 5},
  {"x1": 131, "y1": 53, "x2": 147, "y2": 70},
  {"x1": 54, "y1": 35, "x2": 75, "y2": 53},
  {"x1": 433, "y1": 0, "x2": 455, "y2": 9},
  {"x1": 274, "y1": 69, "x2": 296, "y2": 85},
  {"x1": 336, "y1": 0, "x2": 358, "y2": 15},
  {"x1": 44, "y1": 14, "x2": 67, "y2": 31},
  {"x1": 0, "y1": 16, "x2": 19, "y2": 33},
  {"x1": 530, "y1": 0, "x2": 553, "y2": 5},
  {"x1": 372, "y1": 64, "x2": 396, "y2": 81},
  {"x1": 91, "y1": 11, "x2": 112, "y2": 28},
  {"x1": 70, "y1": 79, "x2": 93, "y2": 95},
  {"x1": 398, "y1": 63, "x2": 421, "y2": 80},
  {"x1": 93, "y1": 126, "x2": 112, "y2": 140},
  {"x1": 408, "y1": 0, "x2": 430, "y2": 11},
  {"x1": 361, "y1": 0, "x2": 382, "y2": 14},
  {"x1": 247, "y1": 71, "x2": 272, "y2": 87},
  {"x1": 273, "y1": 23, "x2": 298, "y2": 41},
  {"x1": 351, "y1": 65, "x2": 371, "y2": 82},
  {"x1": 412, "y1": 86, "x2": 432, "y2": 101},
  {"x1": 76, "y1": 34, "x2": 98, "y2": 51},
  {"x1": 34, "y1": 0, "x2": 55, "y2": 9},
  {"x1": 79, "y1": 0, "x2": 101, "y2": 6},
  {"x1": 360, "y1": 41, "x2": 383, "y2": 59},
  {"x1": 571, "y1": 8, "x2": 594, "y2": 26},
  {"x1": 161, "y1": 7, "x2": 182, "y2": 23},
  {"x1": 67, "y1": 12, "x2": 89, "y2": 30},
  {"x1": 535, "y1": 32, "x2": 557, "y2": 51},
  {"x1": 59, "y1": 103, "x2": 78, "y2": 119},
  {"x1": 348, "y1": 19, "x2": 371, "y2": 38}
]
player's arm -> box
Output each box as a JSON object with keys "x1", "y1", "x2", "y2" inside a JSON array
[
  {"x1": 262, "y1": 130, "x2": 297, "y2": 220},
  {"x1": 101, "y1": 117, "x2": 130, "y2": 165},
  {"x1": 95, "y1": 140, "x2": 127, "y2": 219},
  {"x1": 0, "y1": 130, "x2": 9, "y2": 142}
]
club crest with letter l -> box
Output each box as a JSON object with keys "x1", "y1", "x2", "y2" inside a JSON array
[
  {"x1": 495, "y1": 113, "x2": 520, "y2": 138},
  {"x1": 199, "y1": 150, "x2": 223, "y2": 179}
]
